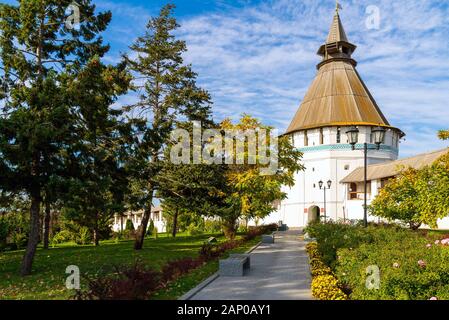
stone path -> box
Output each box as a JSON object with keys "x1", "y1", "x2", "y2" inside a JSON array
[{"x1": 185, "y1": 230, "x2": 313, "y2": 300}]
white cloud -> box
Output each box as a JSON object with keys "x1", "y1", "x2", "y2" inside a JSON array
[{"x1": 175, "y1": 0, "x2": 449, "y2": 157}]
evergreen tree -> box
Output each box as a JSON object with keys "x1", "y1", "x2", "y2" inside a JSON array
[
  {"x1": 0, "y1": 0, "x2": 114, "y2": 275},
  {"x1": 124, "y1": 4, "x2": 212, "y2": 250},
  {"x1": 61, "y1": 57, "x2": 131, "y2": 246}
]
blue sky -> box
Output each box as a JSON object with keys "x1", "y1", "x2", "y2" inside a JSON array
[{"x1": 4, "y1": 0, "x2": 449, "y2": 157}]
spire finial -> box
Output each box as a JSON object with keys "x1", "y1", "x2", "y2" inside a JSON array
[{"x1": 336, "y1": 0, "x2": 342, "y2": 14}]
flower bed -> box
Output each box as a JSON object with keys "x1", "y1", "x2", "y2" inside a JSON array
[
  {"x1": 306, "y1": 242, "x2": 348, "y2": 300},
  {"x1": 306, "y1": 222, "x2": 449, "y2": 300}
]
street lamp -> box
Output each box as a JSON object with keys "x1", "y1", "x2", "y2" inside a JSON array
[
  {"x1": 319, "y1": 180, "x2": 332, "y2": 222},
  {"x1": 346, "y1": 126, "x2": 386, "y2": 227}
]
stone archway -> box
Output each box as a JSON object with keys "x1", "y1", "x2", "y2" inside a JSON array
[{"x1": 308, "y1": 206, "x2": 320, "y2": 224}]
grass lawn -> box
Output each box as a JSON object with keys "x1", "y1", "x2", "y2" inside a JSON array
[{"x1": 0, "y1": 232, "x2": 259, "y2": 300}]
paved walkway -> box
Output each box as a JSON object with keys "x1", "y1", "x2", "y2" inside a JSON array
[{"x1": 188, "y1": 230, "x2": 313, "y2": 300}]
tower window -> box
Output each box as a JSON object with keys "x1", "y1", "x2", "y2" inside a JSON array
[
  {"x1": 336, "y1": 127, "x2": 341, "y2": 143},
  {"x1": 319, "y1": 128, "x2": 324, "y2": 145},
  {"x1": 304, "y1": 130, "x2": 309, "y2": 146}
]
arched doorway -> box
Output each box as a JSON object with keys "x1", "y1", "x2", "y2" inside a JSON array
[{"x1": 308, "y1": 206, "x2": 320, "y2": 224}]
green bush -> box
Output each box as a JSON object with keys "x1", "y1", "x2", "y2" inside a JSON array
[
  {"x1": 310, "y1": 222, "x2": 449, "y2": 300},
  {"x1": 125, "y1": 219, "x2": 135, "y2": 231},
  {"x1": 75, "y1": 226, "x2": 92, "y2": 245},
  {"x1": 186, "y1": 223, "x2": 204, "y2": 236},
  {"x1": 305, "y1": 221, "x2": 374, "y2": 267},
  {"x1": 204, "y1": 219, "x2": 222, "y2": 233},
  {"x1": 146, "y1": 219, "x2": 155, "y2": 236}
]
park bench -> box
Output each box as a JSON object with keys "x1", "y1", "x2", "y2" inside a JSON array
[
  {"x1": 219, "y1": 254, "x2": 251, "y2": 276},
  {"x1": 262, "y1": 233, "x2": 275, "y2": 244},
  {"x1": 278, "y1": 224, "x2": 288, "y2": 232}
]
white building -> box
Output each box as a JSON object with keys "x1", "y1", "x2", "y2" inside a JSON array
[
  {"x1": 262, "y1": 10, "x2": 407, "y2": 227},
  {"x1": 112, "y1": 206, "x2": 166, "y2": 233}
]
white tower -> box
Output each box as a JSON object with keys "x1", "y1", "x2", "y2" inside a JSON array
[{"x1": 267, "y1": 9, "x2": 404, "y2": 227}]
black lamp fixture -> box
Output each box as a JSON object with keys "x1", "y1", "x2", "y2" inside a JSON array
[
  {"x1": 318, "y1": 180, "x2": 332, "y2": 222},
  {"x1": 345, "y1": 125, "x2": 387, "y2": 227}
]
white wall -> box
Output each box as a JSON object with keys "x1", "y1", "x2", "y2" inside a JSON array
[{"x1": 257, "y1": 126, "x2": 399, "y2": 228}]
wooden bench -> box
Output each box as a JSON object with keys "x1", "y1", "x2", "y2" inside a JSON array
[{"x1": 219, "y1": 254, "x2": 250, "y2": 277}]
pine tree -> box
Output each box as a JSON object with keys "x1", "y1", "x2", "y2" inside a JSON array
[
  {"x1": 124, "y1": 4, "x2": 212, "y2": 250},
  {"x1": 61, "y1": 57, "x2": 131, "y2": 246},
  {"x1": 0, "y1": 1, "x2": 114, "y2": 275}
]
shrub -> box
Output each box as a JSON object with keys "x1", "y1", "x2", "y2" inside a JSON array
[
  {"x1": 161, "y1": 257, "x2": 204, "y2": 282},
  {"x1": 125, "y1": 219, "x2": 135, "y2": 231},
  {"x1": 75, "y1": 226, "x2": 92, "y2": 245},
  {"x1": 204, "y1": 219, "x2": 222, "y2": 233},
  {"x1": 146, "y1": 219, "x2": 155, "y2": 237},
  {"x1": 186, "y1": 223, "x2": 204, "y2": 236},
  {"x1": 309, "y1": 222, "x2": 449, "y2": 300},
  {"x1": 306, "y1": 241, "x2": 348, "y2": 300},
  {"x1": 199, "y1": 240, "x2": 243, "y2": 261},
  {"x1": 75, "y1": 262, "x2": 162, "y2": 300},
  {"x1": 312, "y1": 275, "x2": 348, "y2": 300},
  {"x1": 51, "y1": 230, "x2": 73, "y2": 246},
  {"x1": 305, "y1": 221, "x2": 375, "y2": 267}
]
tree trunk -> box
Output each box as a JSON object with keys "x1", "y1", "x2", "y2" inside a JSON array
[
  {"x1": 134, "y1": 191, "x2": 154, "y2": 250},
  {"x1": 93, "y1": 228, "x2": 100, "y2": 246},
  {"x1": 93, "y1": 212, "x2": 100, "y2": 246},
  {"x1": 42, "y1": 201, "x2": 51, "y2": 249},
  {"x1": 222, "y1": 218, "x2": 237, "y2": 240},
  {"x1": 172, "y1": 208, "x2": 178, "y2": 238},
  {"x1": 21, "y1": 191, "x2": 41, "y2": 276}
]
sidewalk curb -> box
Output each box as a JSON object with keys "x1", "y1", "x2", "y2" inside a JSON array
[{"x1": 178, "y1": 241, "x2": 262, "y2": 301}]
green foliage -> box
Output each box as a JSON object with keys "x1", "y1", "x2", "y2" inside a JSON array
[
  {"x1": 438, "y1": 130, "x2": 449, "y2": 140},
  {"x1": 309, "y1": 222, "x2": 449, "y2": 300},
  {"x1": 123, "y1": 4, "x2": 212, "y2": 248},
  {"x1": 369, "y1": 152, "x2": 449, "y2": 229},
  {"x1": 305, "y1": 221, "x2": 374, "y2": 267},
  {"x1": 186, "y1": 223, "x2": 204, "y2": 236},
  {"x1": 51, "y1": 221, "x2": 92, "y2": 246},
  {"x1": 0, "y1": 211, "x2": 30, "y2": 251},
  {"x1": 215, "y1": 115, "x2": 304, "y2": 239},
  {"x1": 0, "y1": 0, "x2": 123, "y2": 274},
  {"x1": 125, "y1": 219, "x2": 135, "y2": 231},
  {"x1": 204, "y1": 219, "x2": 223, "y2": 234},
  {"x1": 146, "y1": 220, "x2": 155, "y2": 236}
]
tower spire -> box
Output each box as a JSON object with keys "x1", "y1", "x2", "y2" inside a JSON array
[{"x1": 317, "y1": 7, "x2": 356, "y2": 68}]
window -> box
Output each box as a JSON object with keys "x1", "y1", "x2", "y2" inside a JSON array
[
  {"x1": 336, "y1": 127, "x2": 341, "y2": 143},
  {"x1": 304, "y1": 130, "x2": 309, "y2": 146},
  {"x1": 319, "y1": 128, "x2": 324, "y2": 145},
  {"x1": 344, "y1": 164, "x2": 350, "y2": 170},
  {"x1": 349, "y1": 183, "x2": 358, "y2": 200}
]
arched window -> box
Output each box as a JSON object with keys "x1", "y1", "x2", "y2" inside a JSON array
[
  {"x1": 319, "y1": 128, "x2": 324, "y2": 145},
  {"x1": 336, "y1": 127, "x2": 341, "y2": 143},
  {"x1": 304, "y1": 130, "x2": 309, "y2": 146}
]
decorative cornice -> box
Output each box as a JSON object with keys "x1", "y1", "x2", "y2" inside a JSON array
[{"x1": 298, "y1": 143, "x2": 399, "y2": 154}]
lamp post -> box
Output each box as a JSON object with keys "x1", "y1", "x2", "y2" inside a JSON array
[
  {"x1": 345, "y1": 126, "x2": 386, "y2": 227},
  {"x1": 319, "y1": 180, "x2": 332, "y2": 222}
]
